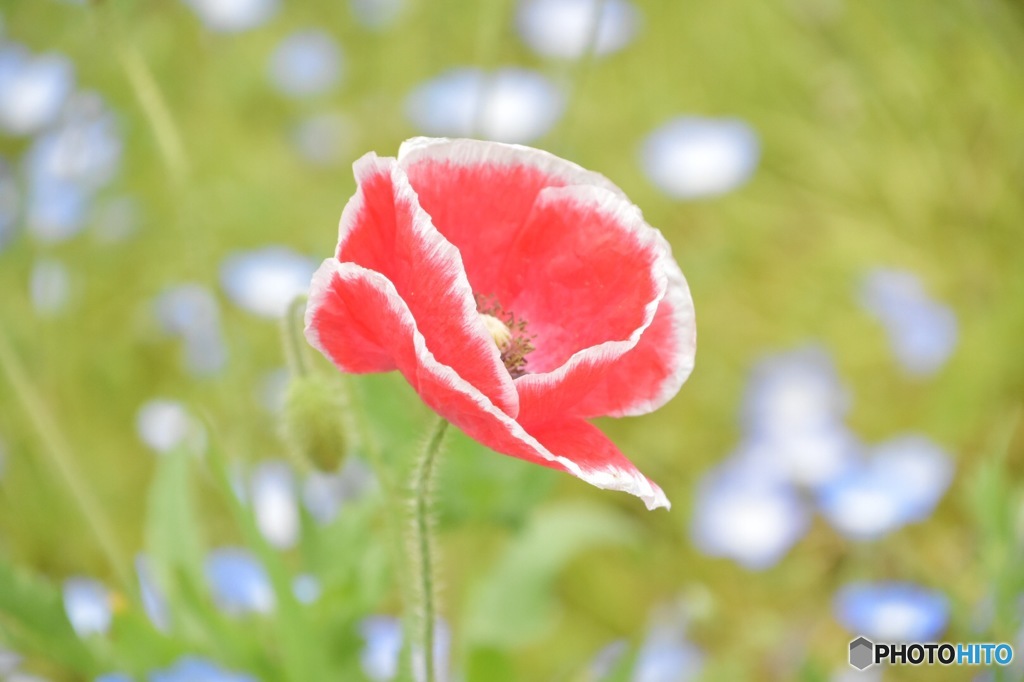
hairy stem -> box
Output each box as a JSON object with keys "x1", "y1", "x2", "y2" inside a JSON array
[{"x1": 410, "y1": 418, "x2": 449, "y2": 682}]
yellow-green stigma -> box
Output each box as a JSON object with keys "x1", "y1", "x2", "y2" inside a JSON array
[{"x1": 476, "y1": 294, "x2": 535, "y2": 379}]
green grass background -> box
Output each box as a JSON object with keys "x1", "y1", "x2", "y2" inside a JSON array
[{"x1": 1, "y1": 0, "x2": 1023, "y2": 680}]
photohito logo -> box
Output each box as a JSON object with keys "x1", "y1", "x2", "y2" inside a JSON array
[{"x1": 849, "y1": 637, "x2": 1014, "y2": 670}]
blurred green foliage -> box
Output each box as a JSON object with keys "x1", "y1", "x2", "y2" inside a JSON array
[{"x1": 1, "y1": 0, "x2": 1023, "y2": 680}]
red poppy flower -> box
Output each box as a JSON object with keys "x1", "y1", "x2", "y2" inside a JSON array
[{"x1": 305, "y1": 138, "x2": 695, "y2": 509}]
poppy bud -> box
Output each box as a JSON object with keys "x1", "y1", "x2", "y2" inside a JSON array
[{"x1": 280, "y1": 374, "x2": 347, "y2": 471}]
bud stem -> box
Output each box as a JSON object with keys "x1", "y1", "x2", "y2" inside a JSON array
[
  {"x1": 409, "y1": 417, "x2": 448, "y2": 682},
  {"x1": 281, "y1": 295, "x2": 311, "y2": 378}
]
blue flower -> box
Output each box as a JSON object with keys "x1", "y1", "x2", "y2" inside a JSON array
[
  {"x1": 292, "y1": 574, "x2": 321, "y2": 604},
  {"x1": 154, "y1": 284, "x2": 228, "y2": 376},
  {"x1": 641, "y1": 117, "x2": 759, "y2": 199},
  {"x1": 62, "y1": 576, "x2": 111, "y2": 638},
  {"x1": 0, "y1": 44, "x2": 74, "y2": 136},
  {"x1": 25, "y1": 92, "x2": 122, "y2": 243},
  {"x1": 181, "y1": 0, "x2": 278, "y2": 33},
  {"x1": 135, "y1": 399, "x2": 206, "y2": 455},
  {"x1": 739, "y1": 425, "x2": 860, "y2": 491},
  {"x1": 406, "y1": 68, "x2": 564, "y2": 144},
  {"x1": 834, "y1": 582, "x2": 948, "y2": 642},
  {"x1": 359, "y1": 616, "x2": 402, "y2": 681},
  {"x1": 220, "y1": 246, "x2": 316, "y2": 318},
  {"x1": 818, "y1": 434, "x2": 952, "y2": 540},
  {"x1": 516, "y1": 0, "x2": 641, "y2": 60},
  {"x1": 148, "y1": 656, "x2": 257, "y2": 682},
  {"x1": 632, "y1": 607, "x2": 703, "y2": 682},
  {"x1": 859, "y1": 268, "x2": 957, "y2": 377},
  {"x1": 741, "y1": 346, "x2": 848, "y2": 439},
  {"x1": 249, "y1": 460, "x2": 300, "y2": 549},
  {"x1": 205, "y1": 548, "x2": 275, "y2": 615},
  {"x1": 268, "y1": 30, "x2": 343, "y2": 98},
  {"x1": 691, "y1": 457, "x2": 809, "y2": 569}
]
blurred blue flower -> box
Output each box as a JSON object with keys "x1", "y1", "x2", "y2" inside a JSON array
[
  {"x1": 0, "y1": 157, "x2": 19, "y2": 250},
  {"x1": 360, "y1": 615, "x2": 402, "y2": 681},
  {"x1": 136, "y1": 399, "x2": 206, "y2": 455},
  {"x1": 292, "y1": 573, "x2": 321, "y2": 604},
  {"x1": 691, "y1": 458, "x2": 809, "y2": 570},
  {"x1": 859, "y1": 268, "x2": 958, "y2": 377},
  {"x1": 135, "y1": 554, "x2": 170, "y2": 631},
  {"x1": 0, "y1": 648, "x2": 22, "y2": 675},
  {"x1": 640, "y1": 116, "x2": 759, "y2": 199},
  {"x1": 350, "y1": 0, "x2": 406, "y2": 29},
  {"x1": 250, "y1": 460, "x2": 300, "y2": 549},
  {"x1": 29, "y1": 257, "x2": 71, "y2": 317},
  {"x1": 740, "y1": 425, "x2": 860, "y2": 491},
  {"x1": 220, "y1": 246, "x2": 316, "y2": 318},
  {"x1": 303, "y1": 456, "x2": 377, "y2": 524},
  {"x1": 290, "y1": 113, "x2": 354, "y2": 167},
  {"x1": 406, "y1": 67, "x2": 564, "y2": 144},
  {"x1": 26, "y1": 92, "x2": 121, "y2": 191},
  {"x1": 155, "y1": 284, "x2": 228, "y2": 376},
  {"x1": 742, "y1": 346, "x2": 849, "y2": 439},
  {"x1": 25, "y1": 92, "x2": 122, "y2": 243},
  {"x1": 517, "y1": 0, "x2": 640, "y2": 60},
  {"x1": 205, "y1": 547, "x2": 275, "y2": 615},
  {"x1": 632, "y1": 607, "x2": 703, "y2": 682},
  {"x1": 149, "y1": 656, "x2": 257, "y2": 682},
  {"x1": 62, "y1": 576, "x2": 112, "y2": 638},
  {"x1": 181, "y1": 0, "x2": 278, "y2": 33},
  {"x1": 834, "y1": 582, "x2": 948, "y2": 642},
  {"x1": 818, "y1": 434, "x2": 952, "y2": 540},
  {"x1": 0, "y1": 44, "x2": 74, "y2": 136},
  {"x1": 268, "y1": 30, "x2": 343, "y2": 98}
]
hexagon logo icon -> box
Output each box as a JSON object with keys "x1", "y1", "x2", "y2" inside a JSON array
[{"x1": 849, "y1": 636, "x2": 874, "y2": 670}]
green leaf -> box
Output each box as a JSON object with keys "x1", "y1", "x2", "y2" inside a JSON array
[
  {"x1": 464, "y1": 502, "x2": 638, "y2": 648},
  {"x1": 0, "y1": 556, "x2": 102, "y2": 674}
]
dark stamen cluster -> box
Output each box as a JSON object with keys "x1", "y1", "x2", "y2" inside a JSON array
[{"x1": 475, "y1": 294, "x2": 536, "y2": 379}]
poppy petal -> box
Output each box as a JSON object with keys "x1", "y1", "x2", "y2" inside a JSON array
[
  {"x1": 332, "y1": 153, "x2": 518, "y2": 417},
  {"x1": 508, "y1": 185, "x2": 695, "y2": 421},
  {"x1": 396, "y1": 137, "x2": 623, "y2": 296},
  {"x1": 305, "y1": 260, "x2": 669, "y2": 510}
]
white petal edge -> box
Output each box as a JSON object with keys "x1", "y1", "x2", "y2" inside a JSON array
[
  {"x1": 333, "y1": 151, "x2": 520, "y2": 418},
  {"x1": 397, "y1": 136, "x2": 627, "y2": 198},
  {"x1": 305, "y1": 258, "x2": 670, "y2": 511},
  {"x1": 515, "y1": 184, "x2": 696, "y2": 418}
]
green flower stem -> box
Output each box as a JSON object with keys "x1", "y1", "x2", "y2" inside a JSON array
[
  {"x1": 281, "y1": 295, "x2": 311, "y2": 379},
  {"x1": 410, "y1": 418, "x2": 449, "y2": 682},
  {"x1": 0, "y1": 332, "x2": 131, "y2": 591}
]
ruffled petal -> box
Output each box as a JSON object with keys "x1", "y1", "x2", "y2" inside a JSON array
[
  {"x1": 331, "y1": 152, "x2": 518, "y2": 417},
  {"x1": 305, "y1": 259, "x2": 669, "y2": 510},
  {"x1": 508, "y1": 185, "x2": 695, "y2": 421},
  {"x1": 396, "y1": 137, "x2": 624, "y2": 296}
]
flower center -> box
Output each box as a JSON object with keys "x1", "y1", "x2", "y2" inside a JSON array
[{"x1": 475, "y1": 294, "x2": 535, "y2": 379}]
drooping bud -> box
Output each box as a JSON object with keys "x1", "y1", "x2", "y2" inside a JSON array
[{"x1": 280, "y1": 374, "x2": 347, "y2": 471}]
